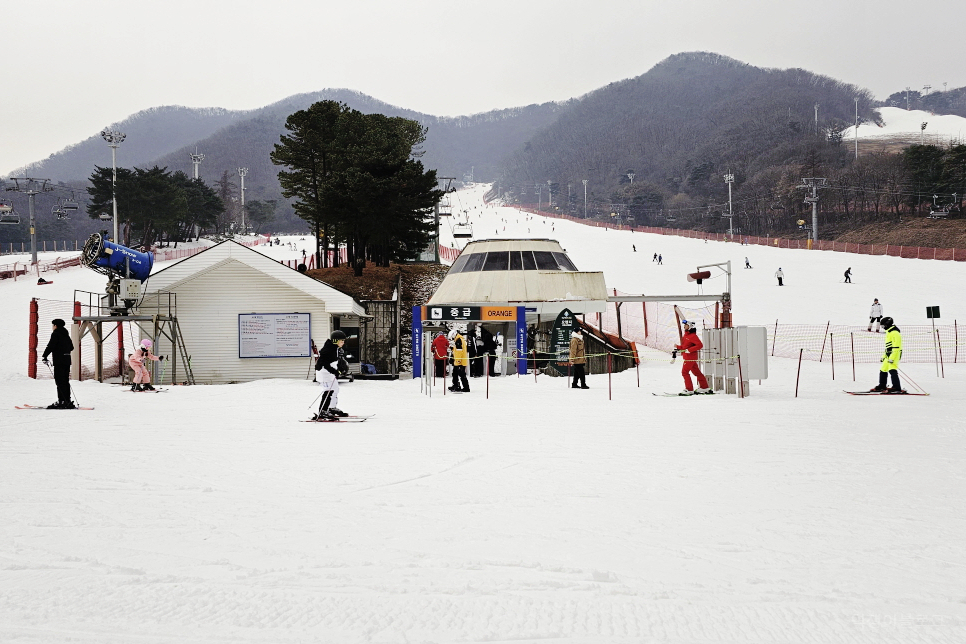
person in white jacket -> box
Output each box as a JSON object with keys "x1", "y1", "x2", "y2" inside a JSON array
[
  {"x1": 868, "y1": 299, "x2": 883, "y2": 332},
  {"x1": 775, "y1": 267, "x2": 784, "y2": 286}
]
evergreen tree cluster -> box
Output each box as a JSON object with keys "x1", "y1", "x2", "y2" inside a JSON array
[{"x1": 270, "y1": 101, "x2": 444, "y2": 275}]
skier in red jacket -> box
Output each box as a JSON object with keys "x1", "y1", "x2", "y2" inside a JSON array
[
  {"x1": 674, "y1": 321, "x2": 712, "y2": 396},
  {"x1": 431, "y1": 331, "x2": 450, "y2": 378}
]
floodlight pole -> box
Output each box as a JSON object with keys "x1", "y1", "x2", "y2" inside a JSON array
[
  {"x1": 237, "y1": 167, "x2": 248, "y2": 233},
  {"x1": 101, "y1": 129, "x2": 126, "y2": 243},
  {"x1": 189, "y1": 147, "x2": 205, "y2": 179},
  {"x1": 723, "y1": 173, "x2": 734, "y2": 237},
  {"x1": 582, "y1": 179, "x2": 588, "y2": 218},
  {"x1": 798, "y1": 178, "x2": 827, "y2": 243}
]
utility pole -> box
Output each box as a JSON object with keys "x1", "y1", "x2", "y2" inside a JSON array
[
  {"x1": 582, "y1": 179, "x2": 588, "y2": 219},
  {"x1": 905, "y1": 87, "x2": 911, "y2": 110},
  {"x1": 814, "y1": 103, "x2": 819, "y2": 136},
  {"x1": 547, "y1": 179, "x2": 552, "y2": 209},
  {"x1": 237, "y1": 168, "x2": 248, "y2": 234},
  {"x1": 189, "y1": 147, "x2": 205, "y2": 179},
  {"x1": 100, "y1": 129, "x2": 126, "y2": 243},
  {"x1": 6, "y1": 178, "x2": 51, "y2": 265},
  {"x1": 797, "y1": 178, "x2": 827, "y2": 244},
  {"x1": 536, "y1": 183, "x2": 542, "y2": 212},
  {"x1": 627, "y1": 172, "x2": 635, "y2": 184},
  {"x1": 920, "y1": 122, "x2": 928, "y2": 145},
  {"x1": 723, "y1": 173, "x2": 735, "y2": 237}
]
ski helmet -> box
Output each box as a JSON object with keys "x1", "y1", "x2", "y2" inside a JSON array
[
  {"x1": 140, "y1": 339, "x2": 152, "y2": 348},
  {"x1": 330, "y1": 330, "x2": 347, "y2": 341},
  {"x1": 880, "y1": 316, "x2": 894, "y2": 329},
  {"x1": 682, "y1": 320, "x2": 696, "y2": 331}
]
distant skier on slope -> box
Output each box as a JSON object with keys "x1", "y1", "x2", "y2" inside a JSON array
[
  {"x1": 868, "y1": 298, "x2": 883, "y2": 332},
  {"x1": 674, "y1": 320, "x2": 712, "y2": 396},
  {"x1": 128, "y1": 339, "x2": 162, "y2": 391},
  {"x1": 314, "y1": 330, "x2": 349, "y2": 419},
  {"x1": 844, "y1": 267, "x2": 852, "y2": 283}
]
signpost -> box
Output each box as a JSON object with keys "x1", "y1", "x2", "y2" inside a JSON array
[
  {"x1": 927, "y1": 305, "x2": 940, "y2": 376},
  {"x1": 547, "y1": 308, "x2": 576, "y2": 376}
]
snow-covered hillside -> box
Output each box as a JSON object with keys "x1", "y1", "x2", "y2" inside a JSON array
[
  {"x1": 843, "y1": 106, "x2": 966, "y2": 143},
  {"x1": 2, "y1": 190, "x2": 965, "y2": 643}
]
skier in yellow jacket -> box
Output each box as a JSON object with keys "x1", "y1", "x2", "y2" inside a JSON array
[{"x1": 871, "y1": 317, "x2": 903, "y2": 393}]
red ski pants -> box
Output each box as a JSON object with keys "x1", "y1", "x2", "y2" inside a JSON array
[{"x1": 681, "y1": 360, "x2": 708, "y2": 391}]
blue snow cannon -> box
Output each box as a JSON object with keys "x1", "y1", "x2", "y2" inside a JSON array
[{"x1": 81, "y1": 232, "x2": 154, "y2": 282}]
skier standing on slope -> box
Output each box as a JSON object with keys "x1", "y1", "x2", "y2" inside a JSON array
[
  {"x1": 871, "y1": 317, "x2": 903, "y2": 392},
  {"x1": 868, "y1": 298, "x2": 883, "y2": 332},
  {"x1": 42, "y1": 318, "x2": 75, "y2": 408},
  {"x1": 674, "y1": 320, "x2": 712, "y2": 396},
  {"x1": 449, "y1": 326, "x2": 470, "y2": 393},
  {"x1": 128, "y1": 339, "x2": 162, "y2": 391},
  {"x1": 314, "y1": 330, "x2": 349, "y2": 419},
  {"x1": 775, "y1": 267, "x2": 784, "y2": 286},
  {"x1": 569, "y1": 327, "x2": 589, "y2": 389},
  {"x1": 844, "y1": 267, "x2": 852, "y2": 283}
]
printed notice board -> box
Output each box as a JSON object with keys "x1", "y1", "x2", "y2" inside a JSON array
[{"x1": 238, "y1": 313, "x2": 311, "y2": 358}]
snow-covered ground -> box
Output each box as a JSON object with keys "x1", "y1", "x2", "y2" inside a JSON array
[
  {"x1": 842, "y1": 106, "x2": 966, "y2": 142},
  {"x1": 2, "y1": 191, "x2": 966, "y2": 643}
]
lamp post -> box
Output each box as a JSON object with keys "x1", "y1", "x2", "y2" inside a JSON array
[
  {"x1": 547, "y1": 179, "x2": 552, "y2": 209},
  {"x1": 723, "y1": 173, "x2": 735, "y2": 237},
  {"x1": 100, "y1": 129, "x2": 126, "y2": 243},
  {"x1": 920, "y1": 122, "x2": 928, "y2": 145},
  {"x1": 582, "y1": 179, "x2": 588, "y2": 218},
  {"x1": 627, "y1": 172, "x2": 635, "y2": 184}
]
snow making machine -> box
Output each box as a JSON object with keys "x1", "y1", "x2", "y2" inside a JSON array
[{"x1": 81, "y1": 232, "x2": 154, "y2": 315}]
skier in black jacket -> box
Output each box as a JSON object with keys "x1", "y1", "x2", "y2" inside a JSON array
[
  {"x1": 42, "y1": 318, "x2": 75, "y2": 408},
  {"x1": 313, "y1": 330, "x2": 348, "y2": 419}
]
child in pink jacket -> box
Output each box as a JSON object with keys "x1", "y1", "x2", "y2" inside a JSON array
[{"x1": 128, "y1": 339, "x2": 161, "y2": 391}]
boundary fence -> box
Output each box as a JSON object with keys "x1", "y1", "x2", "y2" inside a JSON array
[{"x1": 518, "y1": 207, "x2": 966, "y2": 262}]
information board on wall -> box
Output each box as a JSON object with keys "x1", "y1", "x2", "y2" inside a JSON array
[{"x1": 238, "y1": 313, "x2": 311, "y2": 358}]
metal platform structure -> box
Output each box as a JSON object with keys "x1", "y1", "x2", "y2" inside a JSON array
[{"x1": 72, "y1": 290, "x2": 195, "y2": 385}]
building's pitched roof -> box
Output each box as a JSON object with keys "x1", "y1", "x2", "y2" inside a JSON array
[{"x1": 146, "y1": 240, "x2": 365, "y2": 315}]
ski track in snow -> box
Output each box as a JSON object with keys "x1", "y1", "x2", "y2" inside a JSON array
[{"x1": 2, "y1": 195, "x2": 966, "y2": 642}]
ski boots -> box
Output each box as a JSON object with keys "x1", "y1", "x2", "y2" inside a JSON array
[
  {"x1": 695, "y1": 387, "x2": 714, "y2": 394},
  {"x1": 142, "y1": 384, "x2": 156, "y2": 391},
  {"x1": 131, "y1": 383, "x2": 143, "y2": 391},
  {"x1": 328, "y1": 408, "x2": 348, "y2": 417},
  {"x1": 679, "y1": 390, "x2": 695, "y2": 396}
]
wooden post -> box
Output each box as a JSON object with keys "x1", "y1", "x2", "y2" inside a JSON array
[
  {"x1": 795, "y1": 348, "x2": 803, "y2": 398},
  {"x1": 771, "y1": 319, "x2": 778, "y2": 356},
  {"x1": 850, "y1": 332, "x2": 855, "y2": 381},
  {"x1": 818, "y1": 321, "x2": 830, "y2": 362},
  {"x1": 607, "y1": 352, "x2": 612, "y2": 401},
  {"x1": 28, "y1": 298, "x2": 38, "y2": 378}
]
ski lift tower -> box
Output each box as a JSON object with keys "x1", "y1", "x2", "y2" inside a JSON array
[
  {"x1": 5, "y1": 178, "x2": 52, "y2": 265},
  {"x1": 189, "y1": 147, "x2": 205, "y2": 179}
]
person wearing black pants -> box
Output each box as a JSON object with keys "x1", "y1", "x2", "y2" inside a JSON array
[
  {"x1": 42, "y1": 318, "x2": 75, "y2": 409},
  {"x1": 569, "y1": 327, "x2": 589, "y2": 389}
]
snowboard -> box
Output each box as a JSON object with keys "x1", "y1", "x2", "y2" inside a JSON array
[
  {"x1": 16, "y1": 404, "x2": 94, "y2": 410},
  {"x1": 844, "y1": 390, "x2": 929, "y2": 396}
]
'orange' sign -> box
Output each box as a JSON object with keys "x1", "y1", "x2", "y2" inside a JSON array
[{"x1": 481, "y1": 307, "x2": 516, "y2": 321}]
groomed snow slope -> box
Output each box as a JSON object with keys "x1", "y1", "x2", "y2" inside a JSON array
[{"x1": 2, "y1": 193, "x2": 965, "y2": 643}]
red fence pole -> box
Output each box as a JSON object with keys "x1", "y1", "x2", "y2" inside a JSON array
[
  {"x1": 117, "y1": 321, "x2": 124, "y2": 382},
  {"x1": 73, "y1": 301, "x2": 82, "y2": 381},
  {"x1": 28, "y1": 298, "x2": 38, "y2": 378},
  {"x1": 771, "y1": 319, "x2": 778, "y2": 356}
]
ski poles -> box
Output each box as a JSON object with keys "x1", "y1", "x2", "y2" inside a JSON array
[{"x1": 45, "y1": 360, "x2": 80, "y2": 406}]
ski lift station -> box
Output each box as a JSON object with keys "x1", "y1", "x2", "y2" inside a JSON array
[{"x1": 413, "y1": 239, "x2": 612, "y2": 377}]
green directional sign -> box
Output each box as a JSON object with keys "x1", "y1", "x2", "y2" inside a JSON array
[{"x1": 548, "y1": 308, "x2": 577, "y2": 376}]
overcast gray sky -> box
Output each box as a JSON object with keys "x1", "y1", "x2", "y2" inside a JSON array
[{"x1": 2, "y1": 0, "x2": 959, "y2": 174}]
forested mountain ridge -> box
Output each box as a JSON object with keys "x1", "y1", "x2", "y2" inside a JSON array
[{"x1": 499, "y1": 52, "x2": 881, "y2": 224}]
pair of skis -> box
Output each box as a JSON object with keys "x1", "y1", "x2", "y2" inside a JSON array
[
  {"x1": 843, "y1": 390, "x2": 929, "y2": 396},
  {"x1": 301, "y1": 414, "x2": 374, "y2": 423},
  {"x1": 16, "y1": 404, "x2": 94, "y2": 411}
]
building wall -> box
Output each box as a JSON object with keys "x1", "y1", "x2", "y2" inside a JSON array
[{"x1": 145, "y1": 260, "x2": 330, "y2": 384}]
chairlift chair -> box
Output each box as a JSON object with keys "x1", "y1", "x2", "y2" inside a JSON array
[
  {"x1": 453, "y1": 223, "x2": 473, "y2": 239},
  {"x1": 0, "y1": 201, "x2": 19, "y2": 225},
  {"x1": 51, "y1": 204, "x2": 68, "y2": 220},
  {"x1": 62, "y1": 198, "x2": 79, "y2": 212}
]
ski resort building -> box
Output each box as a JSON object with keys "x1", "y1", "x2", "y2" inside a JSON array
[
  {"x1": 140, "y1": 240, "x2": 366, "y2": 385},
  {"x1": 428, "y1": 239, "x2": 608, "y2": 319}
]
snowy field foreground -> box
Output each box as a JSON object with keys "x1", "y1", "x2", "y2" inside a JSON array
[{"x1": 3, "y1": 192, "x2": 966, "y2": 643}]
